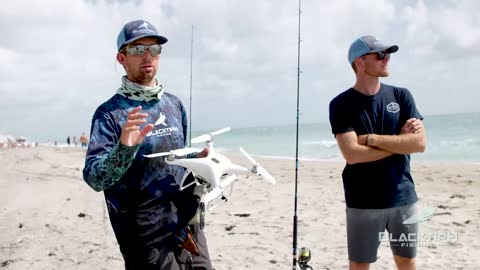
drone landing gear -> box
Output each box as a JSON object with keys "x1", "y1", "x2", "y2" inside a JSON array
[
  {"x1": 189, "y1": 198, "x2": 206, "y2": 229},
  {"x1": 179, "y1": 170, "x2": 197, "y2": 191}
]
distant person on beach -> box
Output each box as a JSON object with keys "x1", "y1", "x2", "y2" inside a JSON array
[
  {"x1": 73, "y1": 136, "x2": 78, "y2": 148},
  {"x1": 66, "y1": 136, "x2": 71, "y2": 147},
  {"x1": 329, "y1": 35, "x2": 426, "y2": 270},
  {"x1": 82, "y1": 20, "x2": 212, "y2": 270},
  {"x1": 79, "y1": 132, "x2": 88, "y2": 150}
]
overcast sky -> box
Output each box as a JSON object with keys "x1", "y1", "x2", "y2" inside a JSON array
[{"x1": 1, "y1": 0, "x2": 479, "y2": 142}]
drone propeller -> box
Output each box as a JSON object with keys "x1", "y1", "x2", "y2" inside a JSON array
[
  {"x1": 144, "y1": 147, "x2": 199, "y2": 158},
  {"x1": 143, "y1": 152, "x2": 171, "y2": 158},
  {"x1": 239, "y1": 147, "x2": 276, "y2": 185},
  {"x1": 191, "y1": 127, "x2": 231, "y2": 144},
  {"x1": 171, "y1": 148, "x2": 200, "y2": 156}
]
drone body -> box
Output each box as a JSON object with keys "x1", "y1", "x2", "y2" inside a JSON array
[
  {"x1": 166, "y1": 147, "x2": 247, "y2": 190},
  {"x1": 144, "y1": 127, "x2": 276, "y2": 209}
]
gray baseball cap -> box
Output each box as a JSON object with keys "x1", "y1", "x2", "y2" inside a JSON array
[
  {"x1": 348, "y1": 35, "x2": 398, "y2": 64},
  {"x1": 117, "y1": 20, "x2": 168, "y2": 51}
]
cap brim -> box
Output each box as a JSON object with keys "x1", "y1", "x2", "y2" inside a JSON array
[
  {"x1": 385, "y1": 45, "x2": 399, "y2": 53},
  {"x1": 372, "y1": 45, "x2": 398, "y2": 54}
]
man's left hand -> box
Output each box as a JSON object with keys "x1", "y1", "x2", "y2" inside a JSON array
[{"x1": 401, "y1": 118, "x2": 424, "y2": 134}]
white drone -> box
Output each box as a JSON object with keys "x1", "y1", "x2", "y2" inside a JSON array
[{"x1": 144, "y1": 127, "x2": 276, "y2": 209}]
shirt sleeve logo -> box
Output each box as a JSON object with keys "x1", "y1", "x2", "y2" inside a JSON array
[{"x1": 386, "y1": 102, "x2": 400, "y2": 113}]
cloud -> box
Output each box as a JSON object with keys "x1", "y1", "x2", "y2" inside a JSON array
[{"x1": 0, "y1": 0, "x2": 479, "y2": 142}]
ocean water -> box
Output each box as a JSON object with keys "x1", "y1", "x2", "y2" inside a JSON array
[{"x1": 193, "y1": 112, "x2": 480, "y2": 162}]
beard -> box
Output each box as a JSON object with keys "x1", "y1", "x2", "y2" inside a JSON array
[
  {"x1": 366, "y1": 66, "x2": 389, "y2": 77},
  {"x1": 137, "y1": 69, "x2": 156, "y2": 81},
  {"x1": 123, "y1": 56, "x2": 158, "y2": 85},
  {"x1": 376, "y1": 70, "x2": 389, "y2": 77},
  {"x1": 132, "y1": 66, "x2": 157, "y2": 85}
]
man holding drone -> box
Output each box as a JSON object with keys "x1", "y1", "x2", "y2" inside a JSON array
[{"x1": 82, "y1": 19, "x2": 212, "y2": 269}]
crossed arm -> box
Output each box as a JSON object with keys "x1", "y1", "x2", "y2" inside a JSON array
[{"x1": 336, "y1": 118, "x2": 426, "y2": 165}]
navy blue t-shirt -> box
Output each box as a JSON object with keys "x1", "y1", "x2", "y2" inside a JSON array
[{"x1": 329, "y1": 83, "x2": 422, "y2": 209}]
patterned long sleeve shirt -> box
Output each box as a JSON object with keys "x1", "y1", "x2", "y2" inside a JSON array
[{"x1": 83, "y1": 92, "x2": 199, "y2": 253}]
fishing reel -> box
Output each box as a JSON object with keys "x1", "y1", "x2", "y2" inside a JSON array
[{"x1": 298, "y1": 247, "x2": 313, "y2": 270}]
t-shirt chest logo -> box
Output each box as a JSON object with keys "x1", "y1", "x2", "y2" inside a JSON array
[
  {"x1": 146, "y1": 111, "x2": 179, "y2": 138},
  {"x1": 386, "y1": 102, "x2": 400, "y2": 113}
]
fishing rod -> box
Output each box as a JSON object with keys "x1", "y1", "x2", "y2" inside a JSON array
[
  {"x1": 189, "y1": 25, "x2": 194, "y2": 147},
  {"x1": 293, "y1": 0, "x2": 313, "y2": 269}
]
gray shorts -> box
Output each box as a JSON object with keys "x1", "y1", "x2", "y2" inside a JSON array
[{"x1": 346, "y1": 203, "x2": 418, "y2": 263}]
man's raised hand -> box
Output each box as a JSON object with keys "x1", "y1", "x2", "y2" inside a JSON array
[{"x1": 120, "y1": 106, "x2": 154, "y2": 147}]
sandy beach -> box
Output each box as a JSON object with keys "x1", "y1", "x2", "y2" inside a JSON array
[{"x1": 0, "y1": 147, "x2": 479, "y2": 269}]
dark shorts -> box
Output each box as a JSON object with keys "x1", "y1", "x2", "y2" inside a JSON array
[
  {"x1": 346, "y1": 203, "x2": 418, "y2": 263},
  {"x1": 123, "y1": 227, "x2": 212, "y2": 270}
]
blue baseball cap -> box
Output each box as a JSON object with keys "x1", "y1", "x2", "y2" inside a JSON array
[
  {"x1": 348, "y1": 35, "x2": 398, "y2": 64},
  {"x1": 117, "y1": 20, "x2": 168, "y2": 51}
]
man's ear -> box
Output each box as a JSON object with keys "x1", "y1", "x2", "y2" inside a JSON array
[
  {"x1": 354, "y1": 57, "x2": 364, "y2": 70},
  {"x1": 116, "y1": 53, "x2": 125, "y2": 65}
]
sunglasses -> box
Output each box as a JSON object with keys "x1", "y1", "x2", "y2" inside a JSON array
[
  {"x1": 121, "y1": 44, "x2": 162, "y2": 56},
  {"x1": 365, "y1": 51, "x2": 390, "y2": 61}
]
